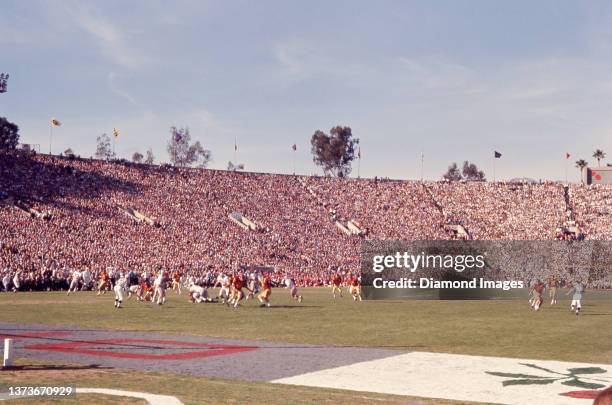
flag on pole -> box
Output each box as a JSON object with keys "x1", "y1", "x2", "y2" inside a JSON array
[
  {"x1": 358, "y1": 146, "x2": 361, "y2": 159},
  {"x1": 292, "y1": 143, "x2": 297, "y2": 151},
  {"x1": 50, "y1": 118, "x2": 62, "y2": 127},
  {"x1": 566, "y1": 152, "x2": 571, "y2": 159},
  {"x1": 494, "y1": 151, "x2": 502, "y2": 158},
  {"x1": 234, "y1": 137, "x2": 238, "y2": 151},
  {"x1": 112, "y1": 128, "x2": 120, "y2": 138}
]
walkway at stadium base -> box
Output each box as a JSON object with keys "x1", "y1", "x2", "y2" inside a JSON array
[{"x1": 1, "y1": 321, "x2": 610, "y2": 405}]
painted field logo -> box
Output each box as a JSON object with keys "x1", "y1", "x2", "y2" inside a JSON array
[
  {"x1": 486, "y1": 363, "x2": 611, "y2": 400},
  {"x1": 25, "y1": 338, "x2": 258, "y2": 360}
]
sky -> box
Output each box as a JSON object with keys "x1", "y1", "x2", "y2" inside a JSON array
[{"x1": 2, "y1": 0, "x2": 612, "y2": 181}]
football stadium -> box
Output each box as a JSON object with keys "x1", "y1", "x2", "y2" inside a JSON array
[{"x1": 1, "y1": 2, "x2": 612, "y2": 405}]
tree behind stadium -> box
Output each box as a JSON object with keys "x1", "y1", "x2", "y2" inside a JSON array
[
  {"x1": 227, "y1": 161, "x2": 245, "y2": 171},
  {"x1": 132, "y1": 152, "x2": 144, "y2": 163},
  {"x1": 310, "y1": 126, "x2": 359, "y2": 177},
  {"x1": 145, "y1": 148, "x2": 155, "y2": 164},
  {"x1": 442, "y1": 161, "x2": 486, "y2": 181},
  {"x1": 167, "y1": 126, "x2": 212, "y2": 168},
  {"x1": 95, "y1": 134, "x2": 115, "y2": 160},
  {"x1": 462, "y1": 161, "x2": 486, "y2": 181},
  {"x1": 0, "y1": 117, "x2": 19, "y2": 151}
]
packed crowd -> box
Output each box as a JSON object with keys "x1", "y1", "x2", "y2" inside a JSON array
[
  {"x1": 428, "y1": 181, "x2": 568, "y2": 240},
  {"x1": 570, "y1": 184, "x2": 612, "y2": 240},
  {"x1": 1, "y1": 153, "x2": 611, "y2": 290}
]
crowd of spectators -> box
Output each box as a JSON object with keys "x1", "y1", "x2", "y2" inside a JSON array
[
  {"x1": 1, "y1": 153, "x2": 610, "y2": 290},
  {"x1": 570, "y1": 184, "x2": 612, "y2": 240},
  {"x1": 428, "y1": 181, "x2": 568, "y2": 240}
]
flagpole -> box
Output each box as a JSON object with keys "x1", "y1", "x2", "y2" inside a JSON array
[
  {"x1": 493, "y1": 156, "x2": 496, "y2": 182},
  {"x1": 49, "y1": 124, "x2": 52, "y2": 155},
  {"x1": 420, "y1": 152, "x2": 424, "y2": 182},
  {"x1": 234, "y1": 136, "x2": 237, "y2": 164},
  {"x1": 292, "y1": 145, "x2": 296, "y2": 175}
]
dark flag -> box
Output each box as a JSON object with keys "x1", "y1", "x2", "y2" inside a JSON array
[
  {"x1": 494, "y1": 151, "x2": 502, "y2": 158},
  {"x1": 292, "y1": 143, "x2": 297, "y2": 151}
]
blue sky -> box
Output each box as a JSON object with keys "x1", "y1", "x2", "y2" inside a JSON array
[{"x1": 2, "y1": 0, "x2": 612, "y2": 181}]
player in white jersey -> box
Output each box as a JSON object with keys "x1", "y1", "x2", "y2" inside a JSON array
[
  {"x1": 284, "y1": 276, "x2": 302, "y2": 303},
  {"x1": 11, "y1": 271, "x2": 21, "y2": 292},
  {"x1": 127, "y1": 283, "x2": 141, "y2": 300},
  {"x1": 567, "y1": 280, "x2": 585, "y2": 315},
  {"x1": 81, "y1": 269, "x2": 92, "y2": 291},
  {"x1": 67, "y1": 270, "x2": 81, "y2": 295},
  {"x1": 2, "y1": 272, "x2": 10, "y2": 292},
  {"x1": 153, "y1": 271, "x2": 167, "y2": 305},
  {"x1": 213, "y1": 273, "x2": 231, "y2": 304},
  {"x1": 188, "y1": 280, "x2": 211, "y2": 303},
  {"x1": 114, "y1": 273, "x2": 127, "y2": 308}
]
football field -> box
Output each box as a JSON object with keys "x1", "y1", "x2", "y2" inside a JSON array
[{"x1": 0, "y1": 288, "x2": 610, "y2": 404}]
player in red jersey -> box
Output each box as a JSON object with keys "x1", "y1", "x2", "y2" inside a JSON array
[
  {"x1": 258, "y1": 274, "x2": 272, "y2": 308},
  {"x1": 97, "y1": 269, "x2": 110, "y2": 295},
  {"x1": 143, "y1": 282, "x2": 154, "y2": 302},
  {"x1": 171, "y1": 271, "x2": 182, "y2": 295},
  {"x1": 348, "y1": 274, "x2": 362, "y2": 302},
  {"x1": 331, "y1": 272, "x2": 343, "y2": 299},
  {"x1": 229, "y1": 273, "x2": 245, "y2": 308},
  {"x1": 530, "y1": 279, "x2": 545, "y2": 311},
  {"x1": 548, "y1": 276, "x2": 558, "y2": 305}
]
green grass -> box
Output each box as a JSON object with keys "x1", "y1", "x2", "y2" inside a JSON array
[
  {"x1": 0, "y1": 288, "x2": 610, "y2": 364},
  {"x1": 0, "y1": 358, "x2": 478, "y2": 405}
]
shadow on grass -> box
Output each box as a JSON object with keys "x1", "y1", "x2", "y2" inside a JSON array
[
  {"x1": 4, "y1": 364, "x2": 111, "y2": 371},
  {"x1": 580, "y1": 313, "x2": 612, "y2": 316},
  {"x1": 263, "y1": 305, "x2": 323, "y2": 309}
]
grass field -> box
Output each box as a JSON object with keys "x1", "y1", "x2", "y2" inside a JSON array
[
  {"x1": 0, "y1": 288, "x2": 610, "y2": 404},
  {"x1": 0, "y1": 288, "x2": 610, "y2": 364},
  {"x1": 0, "y1": 358, "x2": 476, "y2": 405}
]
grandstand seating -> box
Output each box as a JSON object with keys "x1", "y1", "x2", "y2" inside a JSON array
[{"x1": 1, "y1": 153, "x2": 611, "y2": 287}]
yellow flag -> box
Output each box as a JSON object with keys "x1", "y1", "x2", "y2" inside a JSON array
[
  {"x1": 50, "y1": 118, "x2": 62, "y2": 127},
  {"x1": 113, "y1": 128, "x2": 120, "y2": 138}
]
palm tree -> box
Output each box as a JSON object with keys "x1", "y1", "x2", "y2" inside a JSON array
[
  {"x1": 593, "y1": 149, "x2": 606, "y2": 167},
  {"x1": 575, "y1": 159, "x2": 588, "y2": 184}
]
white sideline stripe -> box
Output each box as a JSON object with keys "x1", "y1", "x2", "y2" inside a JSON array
[
  {"x1": 271, "y1": 352, "x2": 612, "y2": 405},
  {"x1": 76, "y1": 388, "x2": 184, "y2": 405}
]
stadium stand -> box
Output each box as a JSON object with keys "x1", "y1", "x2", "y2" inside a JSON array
[{"x1": 1, "y1": 153, "x2": 611, "y2": 289}]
